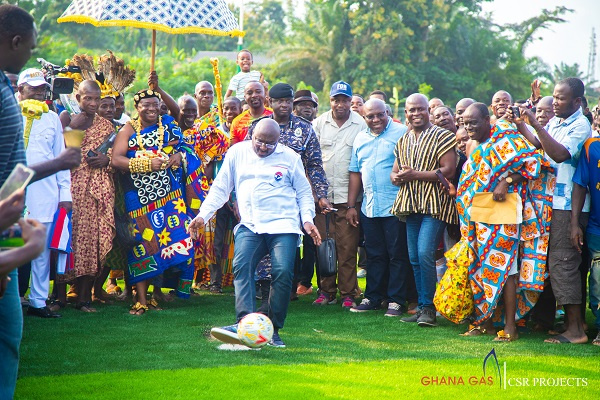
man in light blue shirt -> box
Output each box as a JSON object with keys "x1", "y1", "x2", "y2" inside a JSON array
[
  {"x1": 346, "y1": 99, "x2": 411, "y2": 316},
  {"x1": 518, "y1": 78, "x2": 592, "y2": 344},
  {"x1": 189, "y1": 118, "x2": 321, "y2": 348}
]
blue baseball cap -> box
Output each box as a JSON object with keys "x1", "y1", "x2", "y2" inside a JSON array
[{"x1": 330, "y1": 81, "x2": 352, "y2": 97}]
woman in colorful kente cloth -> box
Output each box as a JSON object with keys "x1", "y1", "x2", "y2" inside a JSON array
[
  {"x1": 182, "y1": 108, "x2": 228, "y2": 290},
  {"x1": 111, "y1": 89, "x2": 195, "y2": 315},
  {"x1": 454, "y1": 102, "x2": 554, "y2": 342}
]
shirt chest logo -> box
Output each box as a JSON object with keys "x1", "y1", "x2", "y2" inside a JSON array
[{"x1": 274, "y1": 171, "x2": 283, "y2": 181}]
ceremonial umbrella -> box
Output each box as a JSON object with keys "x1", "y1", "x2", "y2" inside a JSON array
[{"x1": 57, "y1": 0, "x2": 244, "y2": 71}]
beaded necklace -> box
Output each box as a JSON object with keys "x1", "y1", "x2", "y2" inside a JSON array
[{"x1": 131, "y1": 115, "x2": 165, "y2": 154}]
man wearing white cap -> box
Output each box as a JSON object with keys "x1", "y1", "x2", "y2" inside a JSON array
[{"x1": 18, "y1": 68, "x2": 72, "y2": 318}]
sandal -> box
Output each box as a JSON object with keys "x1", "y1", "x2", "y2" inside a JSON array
[
  {"x1": 493, "y1": 330, "x2": 517, "y2": 342},
  {"x1": 129, "y1": 302, "x2": 148, "y2": 315},
  {"x1": 592, "y1": 333, "x2": 600, "y2": 347},
  {"x1": 461, "y1": 325, "x2": 487, "y2": 336},
  {"x1": 148, "y1": 298, "x2": 162, "y2": 310},
  {"x1": 75, "y1": 301, "x2": 97, "y2": 313},
  {"x1": 106, "y1": 284, "x2": 122, "y2": 295},
  {"x1": 48, "y1": 300, "x2": 66, "y2": 312}
]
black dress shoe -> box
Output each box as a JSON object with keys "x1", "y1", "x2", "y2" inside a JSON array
[{"x1": 26, "y1": 306, "x2": 62, "y2": 318}]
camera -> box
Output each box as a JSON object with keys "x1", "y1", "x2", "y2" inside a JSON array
[
  {"x1": 510, "y1": 106, "x2": 520, "y2": 118},
  {"x1": 36, "y1": 58, "x2": 81, "y2": 101}
]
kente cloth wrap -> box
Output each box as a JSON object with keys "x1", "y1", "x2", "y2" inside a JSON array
[
  {"x1": 183, "y1": 110, "x2": 229, "y2": 283},
  {"x1": 121, "y1": 115, "x2": 194, "y2": 298},
  {"x1": 455, "y1": 120, "x2": 554, "y2": 326},
  {"x1": 106, "y1": 122, "x2": 128, "y2": 271},
  {"x1": 65, "y1": 115, "x2": 115, "y2": 280}
]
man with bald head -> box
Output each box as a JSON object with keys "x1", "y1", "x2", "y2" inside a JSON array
[
  {"x1": 58, "y1": 79, "x2": 115, "y2": 312},
  {"x1": 177, "y1": 95, "x2": 197, "y2": 132},
  {"x1": 455, "y1": 98, "x2": 475, "y2": 127},
  {"x1": 390, "y1": 93, "x2": 457, "y2": 327},
  {"x1": 231, "y1": 81, "x2": 273, "y2": 144},
  {"x1": 428, "y1": 97, "x2": 444, "y2": 123},
  {"x1": 347, "y1": 99, "x2": 411, "y2": 315},
  {"x1": 490, "y1": 90, "x2": 513, "y2": 120},
  {"x1": 455, "y1": 102, "x2": 552, "y2": 341},
  {"x1": 535, "y1": 96, "x2": 554, "y2": 128},
  {"x1": 190, "y1": 118, "x2": 320, "y2": 348}
]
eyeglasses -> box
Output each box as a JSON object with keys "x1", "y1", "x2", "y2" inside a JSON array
[
  {"x1": 364, "y1": 112, "x2": 387, "y2": 121},
  {"x1": 255, "y1": 139, "x2": 277, "y2": 149}
]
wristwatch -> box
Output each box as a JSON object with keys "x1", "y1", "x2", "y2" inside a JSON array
[{"x1": 505, "y1": 176, "x2": 513, "y2": 185}]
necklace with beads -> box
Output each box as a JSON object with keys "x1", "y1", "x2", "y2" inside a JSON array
[{"x1": 131, "y1": 115, "x2": 165, "y2": 154}]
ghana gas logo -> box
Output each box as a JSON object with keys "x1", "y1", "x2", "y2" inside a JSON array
[
  {"x1": 420, "y1": 348, "x2": 499, "y2": 387},
  {"x1": 274, "y1": 171, "x2": 283, "y2": 181}
]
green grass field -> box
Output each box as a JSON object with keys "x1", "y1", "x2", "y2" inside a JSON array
[{"x1": 15, "y1": 279, "x2": 600, "y2": 400}]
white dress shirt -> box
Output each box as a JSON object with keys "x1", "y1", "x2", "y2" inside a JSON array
[
  {"x1": 198, "y1": 141, "x2": 315, "y2": 235},
  {"x1": 24, "y1": 110, "x2": 71, "y2": 223}
]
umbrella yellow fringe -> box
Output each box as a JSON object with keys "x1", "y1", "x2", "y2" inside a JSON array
[{"x1": 57, "y1": 15, "x2": 245, "y2": 37}]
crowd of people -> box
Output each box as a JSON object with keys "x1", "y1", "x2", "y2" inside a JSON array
[{"x1": 1, "y1": 3, "x2": 599, "y2": 398}]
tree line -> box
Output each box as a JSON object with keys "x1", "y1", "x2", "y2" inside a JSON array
[{"x1": 8, "y1": 0, "x2": 596, "y2": 110}]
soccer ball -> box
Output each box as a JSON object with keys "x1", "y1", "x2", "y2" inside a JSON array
[{"x1": 237, "y1": 313, "x2": 274, "y2": 348}]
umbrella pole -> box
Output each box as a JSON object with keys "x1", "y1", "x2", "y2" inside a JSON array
[{"x1": 150, "y1": 29, "x2": 157, "y2": 72}]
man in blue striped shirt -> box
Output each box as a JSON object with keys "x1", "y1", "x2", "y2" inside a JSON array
[{"x1": 0, "y1": 5, "x2": 81, "y2": 398}]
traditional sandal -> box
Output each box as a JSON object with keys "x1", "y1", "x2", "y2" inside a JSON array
[
  {"x1": 460, "y1": 325, "x2": 487, "y2": 336},
  {"x1": 106, "y1": 284, "x2": 122, "y2": 295},
  {"x1": 75, "y1": 301, "x2": 97, "y2": 313},
  {"x1": 148, "y1": 298, "x2": 162, "y2": 310},
  {"x1": 48, "y1": 300, "x2": 66, "y2": 312},
  {"x1": 493, "y1": 330, "x2": 516, "y2": 342},
  {"x1": 129, "y1": 302, "x2": 148, "y2": 315}
]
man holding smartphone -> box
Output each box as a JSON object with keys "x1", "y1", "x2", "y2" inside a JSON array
[{"x1": 17, "y1": 68, "x2": 72, "y2": 318}]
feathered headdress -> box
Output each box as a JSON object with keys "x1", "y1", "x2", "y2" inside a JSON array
[
  {"x1": 95, "y1": 72, "x2": 120, "y2": 100},
  {"x1": 66, "y1": 54, "x2": 97, "y2": 92},
  {"x1": 98, "y1": 50, "x2": 136, "y2": 95}
]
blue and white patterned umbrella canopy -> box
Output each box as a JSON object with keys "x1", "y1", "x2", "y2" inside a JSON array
[{"x1": 58, "y1": 0, "x2": 243, "y2": 37}]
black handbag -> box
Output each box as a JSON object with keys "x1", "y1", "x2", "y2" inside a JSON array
[{"x1": 317, "y1": 214, "x2": 337, "y2": 277}]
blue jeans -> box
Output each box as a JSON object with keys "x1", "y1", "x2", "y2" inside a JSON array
[
  {"x1": 232, "y1": 226, "x2": 298, "y2": 330},
  {"x1": 0, "y1": 269, "x2": 22, "y2": 400},
  {"x1": 406, "y1": 214, "x2": 446, "y2": 310},
  {"x1": 360, "y1": 212, "x2": 410, "y2": 305},
  {"x1": 586, "y1": 232, "x2": 600, "y2": 330}
]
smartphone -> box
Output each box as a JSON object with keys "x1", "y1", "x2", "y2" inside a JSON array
[
  {"x1": 510, "y1": 106, "x2": 520, "y2": 118},
  {"x1": 87, "y1": 150, "x2": 98, "y2": 157},
  {"x1": 435, "y1": 169, "x2": 451, "y2": 192},
  {"x1": 0, "y1": 163, "x2": 35, "y2": 200}
]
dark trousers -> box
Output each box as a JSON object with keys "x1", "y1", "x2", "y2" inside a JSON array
[
  {"x1": 299, "y1": 233, "x2": 317, "y2": 287},
  {"x1": 360, "y1": 212, "x2": 410, "y2": 305}
]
